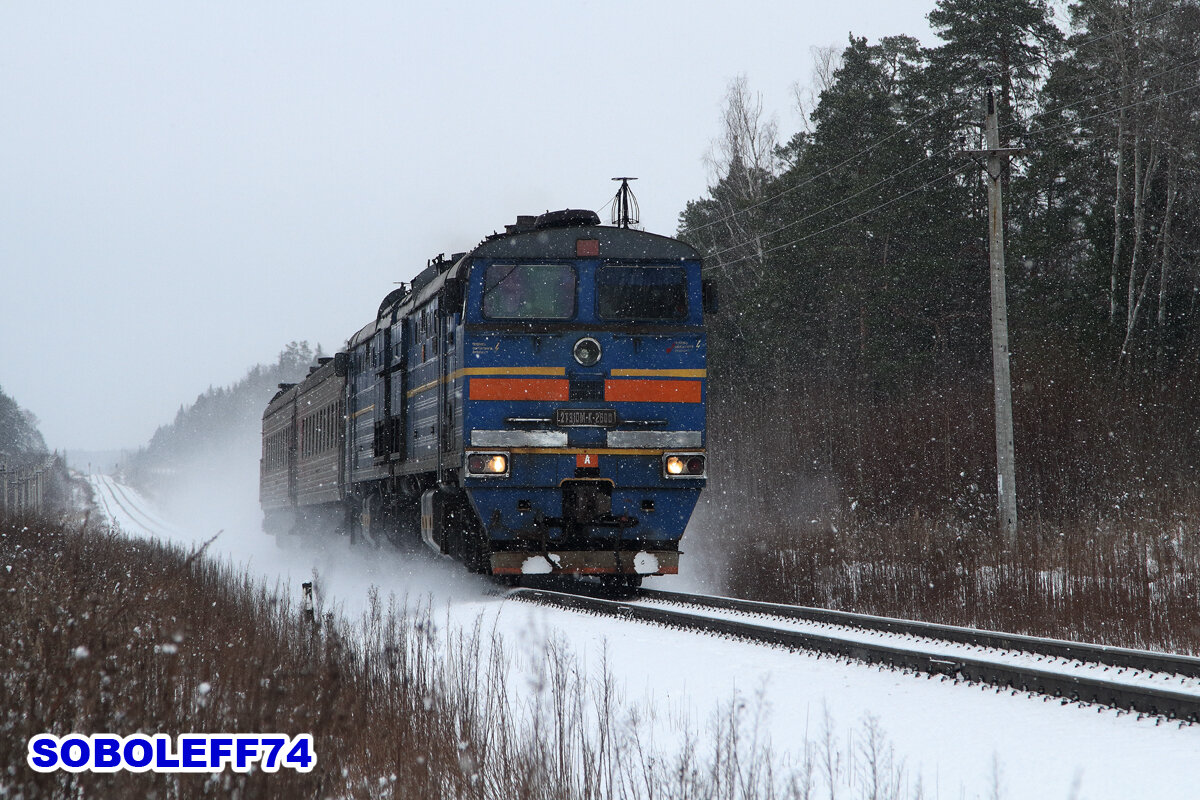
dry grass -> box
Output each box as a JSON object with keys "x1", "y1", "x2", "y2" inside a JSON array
[
  {"x1": 717, "y1": 511, "x2": 1200, "y2": 653},
  {"x1": 2, "y1": 515, "x2": 936, "y2": 800},
  {"x1": 0, "y1": 515, "x2": 468, "y2": 798},
  {"x1": 703, "y1": 349, "x2": 1200, "y2": 653}
]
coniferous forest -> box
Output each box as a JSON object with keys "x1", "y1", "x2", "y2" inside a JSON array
[
  {"x1": 681, "y1": 0, "x2": 1200, "y2": 644},
  {"x1": 125, "y1": 342, "x2": 321, "y2": 498}
]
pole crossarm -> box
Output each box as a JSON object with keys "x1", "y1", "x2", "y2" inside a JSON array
[
  {"x1": 958, "y1": 149, "x2": 1024, "y2": 179},
  {"x1": 959, "y1": 148, "x2": 1025, "y2": 156}
]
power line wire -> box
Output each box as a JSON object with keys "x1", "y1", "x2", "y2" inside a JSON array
[
  {"x1": 680, "y1": 3, "x2": 1188, "y2": 242},
  {"x1": 702, "y1": 72, "x2": 1200, "y2": 276},
  {"x1": 704, "y1": 141, "x2": 960, "y2": 262},
  {"x1": 704, "y1": 162, "x2": 973, "y2": 274},
  {"x1": 750, "y1": 65, "x2": 1200, "y2": 265},
  {"x1": 681, "y1": 104, "x2": 965, "y2": 239},
  {"x1": 1022, "y1": 73, "x2": 1200, "y2": 141},
  {"x1": 1001, "y1": 54, "x2": 1200, "y2": 137}
]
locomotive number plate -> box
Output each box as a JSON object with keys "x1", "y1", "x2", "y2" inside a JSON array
[{"x1": 554, "y1": 409, "x2": 618, "y2": 428}]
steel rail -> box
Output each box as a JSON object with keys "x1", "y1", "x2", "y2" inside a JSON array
[
  {"x1": 509, "y1": 587, "x2": 1200, "y2": 724},
  {"x1": 96, "y1": 476, "x2": 160, "y2": 536},
  {"x1": 104, "y1": 477, "x2": 179, "y2": 535},
  {"x1": 89, "y1": 477, "x2": 119, "y2": 530},
  {"x1": 638, "y1": 588, "x2": 1200, "y2": 680}
]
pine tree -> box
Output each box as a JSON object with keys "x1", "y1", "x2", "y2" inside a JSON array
[
  {"x1": 927, "y1": 0, "x2": 1064, "y2": 136},
  {"x1": 0, "y1": 386, "x2": 48, "y2": 461}
]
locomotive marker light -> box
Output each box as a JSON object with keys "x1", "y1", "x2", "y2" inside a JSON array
[
  {"x1": 663, "y1": 453, "x2": 705, "y2": 478},
  {"x1": 572, "y1": 336, "x2": 601, "y2": 366},
  {"x1": 467, "y1": 452, "x2": 510, "y2": 476}
]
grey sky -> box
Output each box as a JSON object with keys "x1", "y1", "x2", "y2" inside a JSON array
[{"x1": 2, "y1": 1, "x2": 936, "y2": 452}]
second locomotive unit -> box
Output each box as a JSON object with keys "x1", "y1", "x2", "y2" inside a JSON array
[{"x1": 261, "y1": 204, "x2": 713, "y2": 588}]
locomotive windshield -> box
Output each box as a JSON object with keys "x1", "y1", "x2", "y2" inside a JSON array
[
  {"x1": 597, "y1": 266, "x2": 689, "y2": 321},
  {"x1": 482, "y1": 263, "x2": 576, "y2": 320}
]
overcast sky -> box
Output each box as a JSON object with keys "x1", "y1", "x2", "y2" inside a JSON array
[{"x1": 2, "y1": 1, "x2": 941, "y2": 452}]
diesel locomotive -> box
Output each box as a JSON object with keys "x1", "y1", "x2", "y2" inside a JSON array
[{"x1": 260, "y1": 205, "x2": 713, "y2": 588}]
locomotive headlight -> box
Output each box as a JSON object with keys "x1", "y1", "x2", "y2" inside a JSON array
[
  {"x1": 665, "y1": 456, "x2": 685, "y2": 475},
  {"x1": 467, "y1": 452, "x2": 509, "y2": 476},
  {"x1": 573, "y1": 337, "x2": 601, "y2": 367}
]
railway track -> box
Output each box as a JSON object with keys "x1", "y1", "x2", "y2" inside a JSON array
[
  {"x1": 89, "y1": 475, "x2": 176, "y2": 538},
  {"x1": 509, "y1": 585, "x2": 1200, "y2": 724}
]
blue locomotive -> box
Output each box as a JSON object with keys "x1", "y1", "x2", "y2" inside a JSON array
[{"x1": 261, "y1": 204, "x2": 713, "y2": 588}]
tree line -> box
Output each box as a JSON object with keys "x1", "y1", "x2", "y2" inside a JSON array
[
  {"x1": 125, "y1": 341, "x2": 321, "y2": 495},
  {"x1": 680, "y1": 0, "x2": 1200, "y2": 526},
  {"x1": 0, "y1": 386, "x2": 73, "y2": 517},
  {"x1": 0, "y1": 385, "x2": 48, "y2": 463}
]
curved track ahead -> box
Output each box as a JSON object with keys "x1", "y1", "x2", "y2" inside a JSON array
[{"x1": 510, "y1": 585, "x2": 1200, "y2": 724}]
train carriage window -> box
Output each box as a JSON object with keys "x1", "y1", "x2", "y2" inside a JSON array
[
  {"x1": 597, "y1": 266, "x2": 689, "y2": 321},
  {"x1": 482, "y1": 263, "x2": 576, "y2": 320}
]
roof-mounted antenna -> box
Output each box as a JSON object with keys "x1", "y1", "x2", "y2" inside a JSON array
[{"x1": 611, "y1": 177, "x2": 640, "y2": 229}]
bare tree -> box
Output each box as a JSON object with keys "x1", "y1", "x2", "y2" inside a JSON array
[
  {"x1": 700, "y1": 75, "x2": 781, "y2": 278},
  {"x1": 792, "y1": 45, "x2": 844, "y2": 132},
  {"x1": 1080, "y1": 0, "x2": 1200, "y2": 362}
]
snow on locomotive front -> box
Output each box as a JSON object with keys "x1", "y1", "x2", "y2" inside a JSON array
[{"x1": 448, "y1": 211, "x2": 710, "y2": 582}]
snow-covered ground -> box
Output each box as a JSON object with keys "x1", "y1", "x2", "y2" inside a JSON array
[
  {"x1": 635, "y1": 595, "x2": 1200, "y2": 697},
  {"x1": 89, "y1": 474, "x2": 1200, "y2": 799}
]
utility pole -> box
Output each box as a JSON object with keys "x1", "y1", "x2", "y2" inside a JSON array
[{"x1": 962, "y1": 87, "x2": 1021, "y2": 545}]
